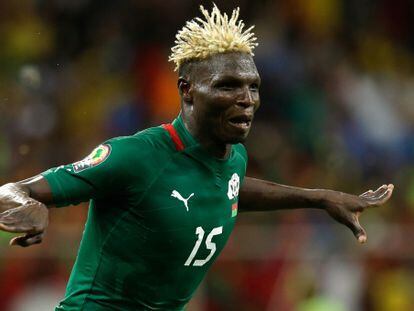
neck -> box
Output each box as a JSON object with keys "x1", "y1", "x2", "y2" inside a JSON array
[{"x1": 181, "y1": 112, "x2": 231, "y2": 159}]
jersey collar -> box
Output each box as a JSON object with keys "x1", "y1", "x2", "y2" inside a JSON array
[
  {"x1": 171, "y1": 114, "x2": 197, "y2": 149},
  {"x1": 171, "y1": 114, "x2": 234, "y2": 166}
]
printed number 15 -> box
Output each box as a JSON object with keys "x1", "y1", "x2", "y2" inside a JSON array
[{"x1": 184, "y1": 226, "x2": 223, "y2": 267}]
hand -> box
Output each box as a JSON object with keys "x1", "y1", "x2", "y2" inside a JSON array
[
  {"x1": 324, "y1": 184, "x2": 394, "y2": 244},
  {"x1": 0, "y1": 183, "x2": 49, "y2": 247}
]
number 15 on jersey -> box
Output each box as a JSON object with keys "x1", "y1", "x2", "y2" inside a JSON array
[{"x1": 184, "y1": 226, "x2": 223, "y2": 267}]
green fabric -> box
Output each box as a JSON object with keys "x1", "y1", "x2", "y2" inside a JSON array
[{"x1": 42, "y1": 115, "x2": 248, "y2": 310}]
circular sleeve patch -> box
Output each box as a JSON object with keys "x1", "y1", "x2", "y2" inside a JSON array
[{"x1": 72, "y1": 144, "x2": 112, "y2": 173}]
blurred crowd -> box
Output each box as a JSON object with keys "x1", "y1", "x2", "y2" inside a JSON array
[{"x1": 0, "y1": 0, "x2": 414, "y2": 310}]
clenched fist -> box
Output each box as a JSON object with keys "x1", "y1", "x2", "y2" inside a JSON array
[{"x1": 0, "y1": 183, "x2": 49, "y2": 247}]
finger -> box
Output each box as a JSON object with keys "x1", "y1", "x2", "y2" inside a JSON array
[
  {"x1": 10, "y1": 233, "x2": 43, "y2": 247},
  {"x1": 360, "y1": 185, "x2": 387, "y2": 199},
  {"x1": 0, "y1": 217, "x2": 19, "y2": 225},
  {"x1": 0, "y1": 223, "x2": 36, "y2": 233},
  {"x1": 0, "y1": 208, "x2": 47, "y2": 229},
  {"x1": 367, "y1": 184, "x2": 394, "y2": 205},
  {"x1": 0, "y1": 202, "x2": 45, "y2": 218},
  {"x1": 0, "y1": 205, "x2": 26, "y2": 216},
  {"x1": 361, "y1": 184, "x2": 394, "y2": 206},
  {"x1": 346, "y1": 216, "x2": 367, "y2": 244},
  {"x1": 0, "y1": 215, "x2": 31, "y2": 226},
  {"x1": 373, "y1": 184, "x2": 393, "y2": 195},
  {"x1": 371, "y1": 184, "x2": 389, "y2": 198},
  {"x1": 0, "y1": 219, "x2": 42, "y2": 232},
  {"x1": 363, "y1": 189, "x2": 388, "y2": 203},
  {"x1": 360, "y1": 189, "x2": 374, "y2": 197}
]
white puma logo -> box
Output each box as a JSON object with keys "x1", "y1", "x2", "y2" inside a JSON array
[{"x1": 171, "y1": 190, "x2": 194, "y2": 212}]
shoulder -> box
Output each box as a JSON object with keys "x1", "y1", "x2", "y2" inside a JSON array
[
  {"x1": 100, "y1": 126, "x2": 175, "y2": 178},
  {"x1": 105, "y1": 126, "x2": 172, "y2": 156}
]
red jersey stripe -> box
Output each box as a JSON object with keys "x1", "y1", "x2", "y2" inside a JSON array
[{"x1": 162, "y1": 124, "x2": 185, "y2": 151}]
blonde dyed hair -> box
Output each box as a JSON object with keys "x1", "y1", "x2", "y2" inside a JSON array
[{"x1": 169, "y1": 4, "x2": 258, "y2": 71}]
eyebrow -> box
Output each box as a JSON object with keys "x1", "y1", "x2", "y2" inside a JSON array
[{"x1": 211, "y1": 74, "x2": 261, "y2": 84}]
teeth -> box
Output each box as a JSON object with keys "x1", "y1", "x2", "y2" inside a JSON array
[
  {"x1": 230, "y1": 119, "x2": 250, "y2": 124},
  {"x1": 229, "y1": 116, "x2": 251, "y2": 124},
  {"x1": 229, "y1": 120, "x2": 250, "y2": 128}
]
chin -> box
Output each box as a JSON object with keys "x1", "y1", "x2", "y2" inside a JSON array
[
  {"x1": 225, "y1": 132, "x2": 249, "y2": 144},
  {"x1": 216, "y1": 123, "x2": 251, "y2": 144}
]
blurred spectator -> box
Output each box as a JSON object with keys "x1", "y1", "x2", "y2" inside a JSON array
[{"x1": 0, "y1": 0, "x2": 413, "y2": 310}]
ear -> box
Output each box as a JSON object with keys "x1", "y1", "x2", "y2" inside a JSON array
[{"x1": 178, "y1": 77, "x2": 192, "y2": 102}]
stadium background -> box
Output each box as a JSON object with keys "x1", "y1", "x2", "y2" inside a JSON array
[{"x1": 0, "y1": 0, "x2": 413, "y2": 310}]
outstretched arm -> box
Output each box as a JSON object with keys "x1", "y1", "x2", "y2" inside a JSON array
[
  {"x1": 0, "y1": 139, "x2": 135, "y2": 247},
  {"x1": 239, "y1": 177, "x2": 394, "y2": 243},
  {"x1": 0, "y1": 176, "x2": 52, "y2": 247},
  {"x1": 17, "y1": 175, "x2": 54, "y2": 205}
]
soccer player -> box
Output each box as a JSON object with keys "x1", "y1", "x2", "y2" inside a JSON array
[{"x1": 0, "y1": 5, "x2": 393, "y2": 311}]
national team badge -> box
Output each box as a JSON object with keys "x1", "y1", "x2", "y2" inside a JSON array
[
  {"x1": 231, "y1": 203, "x2": 238, "y2": 217},
  {"x1": 227, "y1": 173, "x2": 240, "y2": 200},
  {"x1": 73, "y1": 144, "x2": 111, "y2": 172}
]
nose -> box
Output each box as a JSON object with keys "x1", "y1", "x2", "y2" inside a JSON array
[{"x1": 236, "y1": 87, "x2": 255, "y2": 108}]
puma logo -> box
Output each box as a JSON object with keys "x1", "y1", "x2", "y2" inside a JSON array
[{"x1": 171, "y1": 190, "x2": 194, "y2": 212}]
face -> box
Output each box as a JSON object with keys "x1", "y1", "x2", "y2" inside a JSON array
[{"x1": 185, "y1": 52, "x2": 261, "y2": 145}]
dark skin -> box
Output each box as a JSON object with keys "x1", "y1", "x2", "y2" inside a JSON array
[{"x1": 0, "y1": 52, "x2": 393, "y2": 247}]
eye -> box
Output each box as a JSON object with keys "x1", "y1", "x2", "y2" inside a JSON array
[
  {"x1": 214, "y1": 80, "x2": 240, "y2": 91},
  {"x1": 218, "y1": 85, "x2": 233, "y2": 91},
  {"x1": 250, "y1": 83, "x2": 259, "y2": 92}
]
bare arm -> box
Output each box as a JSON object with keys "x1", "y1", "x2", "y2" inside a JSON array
[
  {"x1": 239, "y1": 177, "x2": 394, "y2": 243},
  {"x1": 16, "y1": 175, "x2": 55, "y2": 206},
  {"x1": 0, "y1": 176, "x2": 53, "y2": 247}
]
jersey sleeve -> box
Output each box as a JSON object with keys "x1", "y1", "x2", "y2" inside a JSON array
[{"x1": 41, "y1": 138, "x2": 134, "y2": 207}]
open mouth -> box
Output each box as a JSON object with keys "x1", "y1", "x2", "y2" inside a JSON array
[{"x1": 228, "y1": 115, "x2": 252, "y2": 130}]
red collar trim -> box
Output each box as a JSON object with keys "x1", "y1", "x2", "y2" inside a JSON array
[{"x1": 162, "y1": 124, "x2": 185, "y2": 151}]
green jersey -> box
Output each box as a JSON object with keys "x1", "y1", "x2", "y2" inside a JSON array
[{"x1": 42, "y1": 115, "x2": 248, "y2": 310}]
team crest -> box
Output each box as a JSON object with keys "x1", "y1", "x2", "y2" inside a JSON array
[
  {"x1": 227, "y1": 173, "x2": 240, "y2": 200},
  {"x1": 73, "y1": 144, "x2": 111, "y2": 173}
]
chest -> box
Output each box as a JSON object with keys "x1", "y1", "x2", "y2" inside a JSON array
[
  {"x1": 125, "y1": 155, "x2": 242, "y2": 262},
  {"x1": 137, "y1": 155, "x2": 242, "y2": 231}
]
